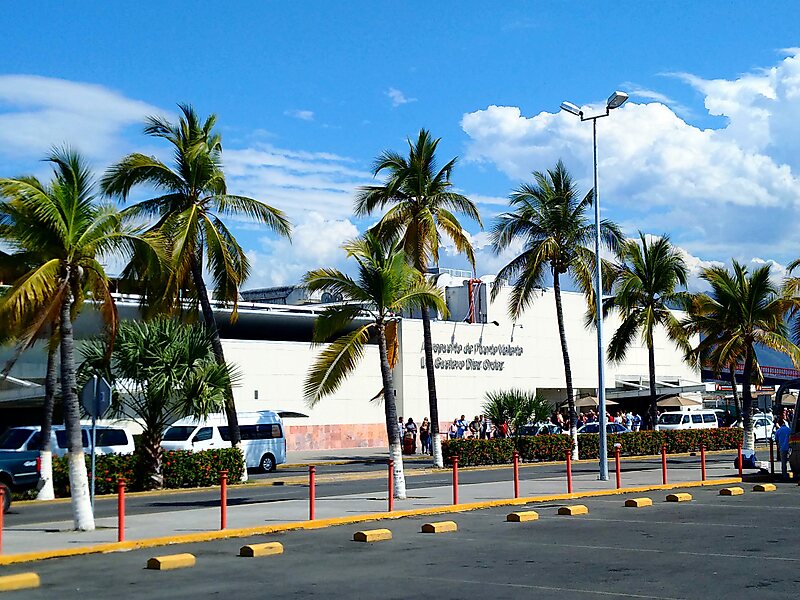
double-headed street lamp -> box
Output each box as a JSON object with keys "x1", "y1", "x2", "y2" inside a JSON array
[{"x1": 560, "y1": 90, "x2": 628, "y2": 481}]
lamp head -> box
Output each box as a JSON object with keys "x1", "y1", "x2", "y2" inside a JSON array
[
  {"x1": 606, "y1": 91, "x2": 629, "y2": 110},
  {"x1": 560, "y1": 101, "x2": 582, "y2": 116}
]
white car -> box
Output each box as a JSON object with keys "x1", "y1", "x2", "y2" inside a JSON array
[
  {"x1": 733, "y1": 414, "x2": 774, "y2": 443},
  {"x1": 0, "y1": 424, "x2": 135, "y2": 456}
]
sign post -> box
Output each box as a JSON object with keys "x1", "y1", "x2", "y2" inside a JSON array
[{"x1": 80, "y1": 375, "x2": 112, "y2": 511}]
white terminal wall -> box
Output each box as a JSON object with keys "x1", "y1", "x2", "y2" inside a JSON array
[{"x1": 223, "y1": 286, "x2": 698, "y2": 427}]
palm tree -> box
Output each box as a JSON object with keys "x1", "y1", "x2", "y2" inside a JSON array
[
  {"x1": 80, "y1": 318, "x2": 234, "y2": 488},
  {"x1": 303, "y1": 232, "x2": 448, "y2": 498},
  {"x1": 0, "y1": 253, "x2": 59, "y2": 500},
  {"x1": 604, "y1": 233, "x2": 691, "y2": 429},
  {"x1": 482, "y1": 389, "x2": 551, "y2": 449},
  {"x1": 354, "y1": 129, "x2": 481, "y2": 468},
  {"x1": 0, "y1": 148, "x2": 161, "y2": 530},
  {"x1": 490, "y1": 160, "x2": 622, "y2": 458},
  {"x1": 684, "y1": 261, "x2": 800, "y2": 451},
  {"x1": 101, "y1": 104, "x2": 292, "y2": 447}
]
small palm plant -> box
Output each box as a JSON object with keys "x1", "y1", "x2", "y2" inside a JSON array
[
  {"x1": 303, "y1": 232, "x2": 448, "y2": 499},
  {"x1": 483, "y1": 389, "x2": 551, "y2": 449},
  {"x1": 80, "y1": 318, "x2": 236, "y2": 488},
  {"x1": 603, "y1": 233, "x2": 691, "y2": 428}
]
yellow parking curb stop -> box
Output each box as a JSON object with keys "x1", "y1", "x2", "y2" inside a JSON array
[
  {"x1": 146, "y1": 553, "x2": 196, "y2": 570},
  {"x1": 239, "y1": 542, "x2": 284, "y2": 557},
  {"x1": 507, "y1": 511, "x2": 540, "y2": 522},
  {"x1": 0, "y1": 573, "x2": 40, "y2": 592},
  {"x1": 666, "y1": 493, "x2": 692, "y2": 502},
  {"x1": 753, "y1": 483, "x2": 777, "y2": 492},
  {"x1": 421, "y1": 521, "x2": 457, "y2": 534},
  {"x1": 624, "y1": 498, "x2": 653, "y2": 508},
  {"x1": 558, "y1": 505, "x2": 588, "y2": 516},
  {"x1": 719, "y1": 487, "x2": 744, "y2": 496},
  {"x1": 353, "y1": 529, "x2": 392, "y2": 543}
]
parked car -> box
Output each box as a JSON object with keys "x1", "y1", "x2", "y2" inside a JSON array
[
  {"x1": 655, "y1": 409, "x2": 719, "y2": 431},
  {"x1": 732, "y1": 414, "x2": 774, "y2": 443},
  {"x1": 577, "y1": 422, "x2": 631, "y2": 434},
  {"x1": 161, "y1": 411, "x2": 286, "y2": 472},
  {"x1": 0, "y1": 450, "x2": 42, "y2": 513},
  {"x1": 518, "y1": 422, "x2": 564, "y2": 436},
  {"x1": 0, "y1": 424, "x2": 135, "y2": 457}
]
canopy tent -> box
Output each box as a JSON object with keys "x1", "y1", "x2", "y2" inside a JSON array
[
  {"x1": 657, "y1": 395, "x2": 702, "y2": 408},
  {"x1": 574, "y1": 396, "x2": 618, "y2": 408}
]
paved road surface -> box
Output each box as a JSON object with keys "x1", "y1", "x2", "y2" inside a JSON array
[{"x1": 2, "y1": 481, "x2": 795, "y2": 599}]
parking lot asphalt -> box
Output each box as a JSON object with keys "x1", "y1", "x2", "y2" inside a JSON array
[{"x1": 3, "y1": 482, "x2": 796, "y2": 600}]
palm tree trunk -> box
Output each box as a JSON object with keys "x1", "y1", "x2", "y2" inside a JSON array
[
  {"x1": 60, "y1": 287, "x2": 94, "y2": 531},
  {"x1": 647, "y1": 341, "x2": 658, "y2": 430},
  {"x1": 420, "y1": 304, "x2": 443, "y2": 468},
  {"x1": 139, "y1": 426, "x2": 164, "y2": 490},
  {"x1": 190, "y1": 254, "x2": 241, "y2": 447},
  {"x1": 741, "y1": 346, "x2": 755, "y2": 451},
  {"x1": 36, "y1": 337, "x2": 58, "y2": 501},
  {"x1": 553, "y1": 272, "x2": 578, "y2": 459},
  {"x1": 377, "y1": 321, "x2": 406, "y2": 499},
  {"x1": 729, "y1": 366, "x2": 741, "y2": 420}
]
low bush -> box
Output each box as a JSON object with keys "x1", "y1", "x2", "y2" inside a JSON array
[
  {"x1": 443, "y1": 434, "x2": 573, "y2": 466},
  {"x1": 443, "y1": 428, "x2": 743, "y2": 466},
  {"x1": 52, "y1": 448, "x2": 244, "y2": 497}
]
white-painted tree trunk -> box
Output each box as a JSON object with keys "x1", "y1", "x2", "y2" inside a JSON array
[
  {"x1": 431, "y1": 434, "x2": 443, "y2": 469},
  {"x1": 570, "y1": 426, "x2": 579, "y2": 461},
  {"x1": 68, "y1": 451, "x2": 95, "y2": 531},
  {"x1": 36, "y1": 450, "x2": 55, "y2": 501},
  {"x1": 236, "y1": 442, "x2": 248, "y2": 482},
  {"x1": 389, "y1": 441, "x2": 406, "y2": 499}
]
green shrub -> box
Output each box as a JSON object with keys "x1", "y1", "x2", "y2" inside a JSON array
[
  {"x1": 443, "y1": 434, "x2": 573, "y2": 466},
  {"x1": 52, "y1": 448, "x2": 244, "y2": 497},
  {"x1": 443, "y1": 428, "x2": 743, "y2": 466}
]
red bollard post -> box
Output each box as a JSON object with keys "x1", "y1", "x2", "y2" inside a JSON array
[
  {"x1": 738, "y1": 443, "x2": 743, "y2": 477},
  {"x1": 661, "y1": 445, "x2": 668, "y2": 485},
  {"x1": 513, "y1": 451, "x2": 520, "y2": 499},
  {"x1": 452, "y1": 456, "x2": 459, "y2": 505},
  {"x1": 615, "y1": 445, "x2": 622, "y2": 489},
  {"x1": 0, "y1": 485, "x2": 4, "y2": 553},
  {"x1": 117, "y1": 479, "x2": 126, "y2": 542},
  {"x1": 219, "y1": 470, "x2": 228, "y2": 530},
  {"x1": 566, "y1": 450, "x2": 573, "y2": 494},
  {"x1": 309, "y1": 465, "x2": 316, "y2": 521},
  {"x1": 388, "y1": 459, "x2": 394, "y2": 512},
  {"x1": 769, "y1": 438, "x2": 775, "y2": 476},
  {"x1": 700, "y1": 444, "x2": 706, "y2": 481}
]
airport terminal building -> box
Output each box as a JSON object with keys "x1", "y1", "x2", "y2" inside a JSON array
[{"x1": 0, "y1": 270, "x2": 702, "y2": 450}]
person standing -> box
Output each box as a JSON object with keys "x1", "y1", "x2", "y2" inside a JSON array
[
  {"x1": 481, "y1": 415, "x2": 492, "y2": 439},
  {"x1": 469, "y1": 415, "x2": 480, "y2": 439},
  {"x1": 420, "y1": 417, "x2": 431, "y2": 454},
  {"x1": 456, "y1": 414, "x2": 468, "y2": 438},
  {"x1": 405, "y1": 418, "x2": 418, "y2": 454},
  {"x1": 774, "y1": 417, "x2": 791, "y2": 480}
]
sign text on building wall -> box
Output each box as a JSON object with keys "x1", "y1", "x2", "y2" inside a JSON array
[{"x1": 421, "y1": 341, "x2": 524, "y2": 372}]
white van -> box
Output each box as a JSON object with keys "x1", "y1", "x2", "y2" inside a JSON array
[
  {"x1": 656, "y1": 409, "x2": 719, "y2": 431},
  {"x1": 161, "y1": 411, "x2": 286, "y2": 472},
  {"x1": 0, "y1": 424, "x2": 135, "y2": 456}
]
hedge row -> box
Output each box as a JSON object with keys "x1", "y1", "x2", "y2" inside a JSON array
[
  {"x1": 442, "y1": 428, "x2": 744, "y2": 466},
  {"x1": 52, "y1": 448, "x2": 245, "y2": 496}
]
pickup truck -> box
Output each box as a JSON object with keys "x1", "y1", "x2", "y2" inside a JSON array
[{"x1": 0, "y1": 450, "x2": 41, "y2": 513}]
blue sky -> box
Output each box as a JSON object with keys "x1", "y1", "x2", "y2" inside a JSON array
[{"x1": 2, "y1": 1, "x2": 800, "y2": 288}]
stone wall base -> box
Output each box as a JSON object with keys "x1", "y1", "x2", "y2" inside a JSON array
[{"x1": 284, "y1": 422, "x2": 451, "y2": 451}]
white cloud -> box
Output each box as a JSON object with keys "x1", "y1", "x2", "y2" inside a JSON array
[
  {"x1": 385, "y1": 87, "x2": 416, "y2": 107},
  {"x1": 223, "y1": 143, "x2": 373, "y2": 219},
  {"x1": 0, "y1": 75, "x2": 161, "y2": 163},
  {"x1": 461, "y1": 51, "x2": 800, "y2": 266},
  {"x1": 283, "y1": 109, "x2": 314, "y2": 121},
  {"x1": 245, "y1": 212, "x2": 359, "y2": 287}
]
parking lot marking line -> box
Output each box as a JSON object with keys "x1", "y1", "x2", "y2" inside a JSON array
[
  {"x1": 514, "y1": 541, "x2": 800, "y2": 563},
  {"x1": 435, "y1": 578, "x2": 686, "y2": 600}
]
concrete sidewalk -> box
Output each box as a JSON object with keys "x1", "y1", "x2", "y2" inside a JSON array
[{"x1": 0, "y1": 457, "x2": 743, "y2": 559}]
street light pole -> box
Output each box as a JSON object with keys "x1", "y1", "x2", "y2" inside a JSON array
[{"x1": 561, "y1": 91, "x2": 628, "y2": 481}]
